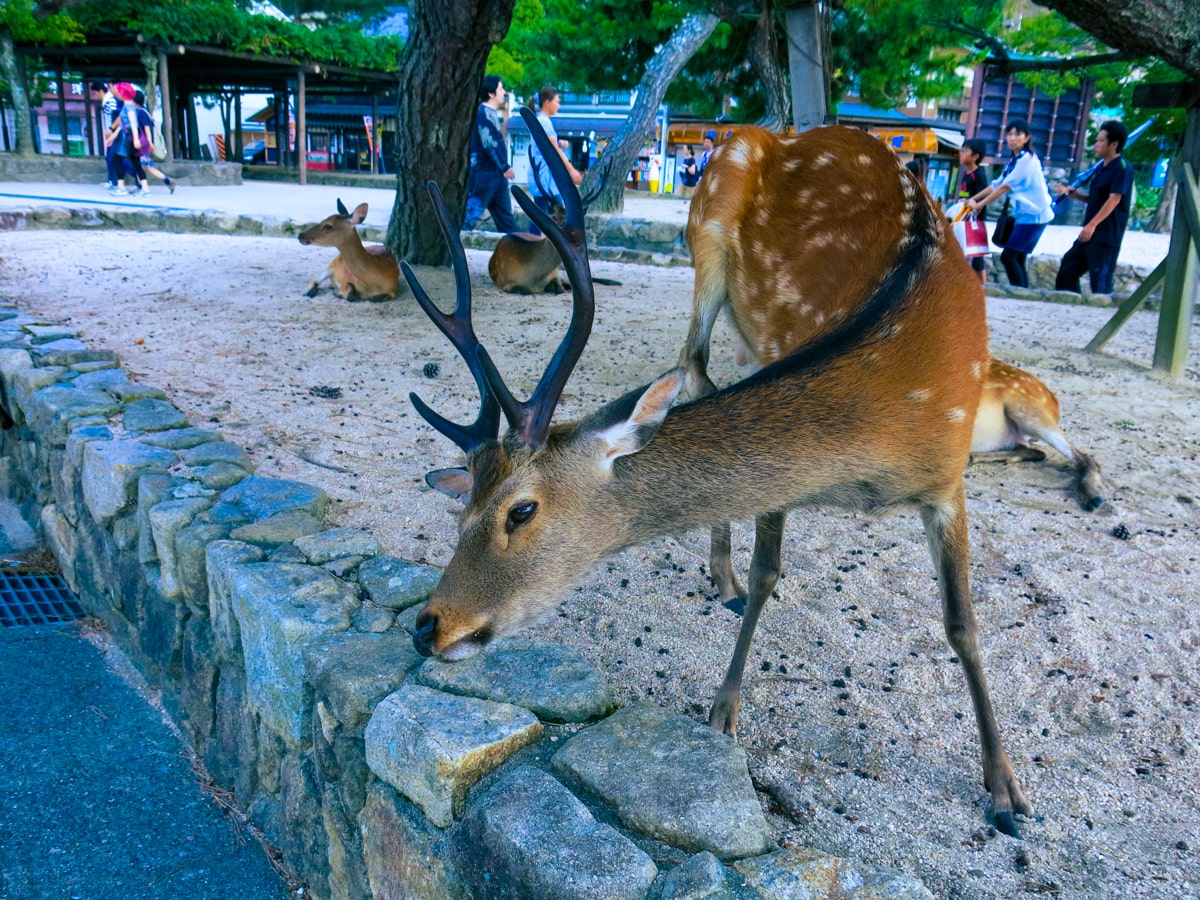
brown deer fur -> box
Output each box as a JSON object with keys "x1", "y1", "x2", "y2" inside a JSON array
[
  {"x1": 488, "y1": 231, "x2": 567, "y2": 294},
  {"x1": 299, "y1": 201, "x2": 404, "y2": 302},
  {"x1": 407, "y1": 118, "x2": 1031, "y2": 837}
]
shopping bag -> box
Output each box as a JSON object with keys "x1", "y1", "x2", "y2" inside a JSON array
[{"x1": 953, "y1": 215, "x2": 989, "y2": 257}]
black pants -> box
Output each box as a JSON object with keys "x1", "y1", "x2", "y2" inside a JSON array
[
  {"x1": 1055, "y1": 240, "x2": 1119, "y2": 294},
  {"x1": 1000, "y1": 248, "x2": 1029, "y2": 288}
]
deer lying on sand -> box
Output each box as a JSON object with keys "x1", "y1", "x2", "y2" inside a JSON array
[
  {"x1": 299, "y1": 200, "x2": 403, "y2": 302},
  {"x1": 405, "y1": 111, "x2": 1031, "y2": 837}
]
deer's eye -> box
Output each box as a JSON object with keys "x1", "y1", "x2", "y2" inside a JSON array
[{"x1": 506, "y1": 502, "x2": 538, "y2": 532}]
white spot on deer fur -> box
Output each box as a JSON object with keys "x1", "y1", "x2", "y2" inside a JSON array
[
  {"x1": 798, "y1": 303, "x2": 813, "y2": 316},
  {"x1": 908, "y1": 389, "x2": 932, "y2": 402},
  {"x1": 725, "y1": 142, "x2": 751, "y2": 168},
  {"x1": 972, "y1": 361, "x2": 984, "y2": 379},
  {"x1": 857, "y1": 154, "x2": 873, "y2": 166},
  {"x1": 839, "y1": 183, "x2": 854, "y2": 194},
  {"x1": 809, "y1": 232, "x2": 835, "y2": 248},
  {"x1": 946, "y1": 407, "x2": 967, "y2": 422},
  {"x1": 704, "y1": 220, "x2": 724, "y2": 239},
  {"x1": 814, "y1": 152, "x2": 835, "y2": 167},
  {"x1": 784, "y1": 158, "x2": 803, "y2": 172}
]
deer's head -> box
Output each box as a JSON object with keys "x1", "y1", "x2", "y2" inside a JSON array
[
  {"x1": 404, "y1": 110, "x2": 680, "y2": 660},
  {"x1": 298, "y1": 199, "x2": 367, "y2": 248}
]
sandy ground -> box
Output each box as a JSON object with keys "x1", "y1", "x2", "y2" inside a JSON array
[{"x1": 1, "y1": 229, "x2": 1198, "y2": 899}]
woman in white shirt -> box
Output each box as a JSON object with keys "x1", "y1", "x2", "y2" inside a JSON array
[
  {"x1": 526, "y1": 85, "x2": 583, "y2": 235},
  {"x1": 966, "y1": 119, "x2": 1054, "y2": 288}
]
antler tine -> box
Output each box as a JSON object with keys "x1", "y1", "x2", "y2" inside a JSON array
[
  {"x1": 402, "y1": 181, "x2": 500, "y2": 454},
  {"x1": 485, "y1": 107, "x2": 595, "y2": 451}
]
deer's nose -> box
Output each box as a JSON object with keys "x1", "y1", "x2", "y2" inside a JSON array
[{"x1": 411, "y1": 611, "x2": 437, "y2": 657}]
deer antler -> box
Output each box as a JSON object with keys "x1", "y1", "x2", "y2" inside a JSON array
[
  {"x1": 476, "y1": 107, "x2": 596, "y2": 452},
  {"x1": 402, "y1": 182, "x2": 500, "y2": 455}
]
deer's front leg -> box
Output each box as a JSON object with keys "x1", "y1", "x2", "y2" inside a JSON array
[
  {"x1": 709, "y1": 511, "x2": 786, "y2": 736},
  {"x1": 922, "y1": 488, "x2": 1032, "y2": 837},
  {"x1": 709, "y1": 524, "x2": 746, "y2": 606}
]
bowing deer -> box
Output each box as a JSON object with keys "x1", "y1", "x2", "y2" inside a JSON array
[
  {"x1": 404, "y1": 111, "x2": 1031, "y2": 837},
  {"x1": 299, "y1": 200, "x2": 404, "y2": 302}
]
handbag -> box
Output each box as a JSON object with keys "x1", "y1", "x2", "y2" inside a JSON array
[
  {"x1": 953, "y1": 214, "x2": 990, "y2": 257},
  {"x1": 992, "y1": 199, "x2": 1015, "y2": 248}
]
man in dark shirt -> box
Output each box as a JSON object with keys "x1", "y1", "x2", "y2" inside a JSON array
[
  {"x1": 1054, "y1": 120, "x2": 1134, "y2": 294},
  {"x1": 463, "y1": 74, "x2": 519, "y2": 233}
]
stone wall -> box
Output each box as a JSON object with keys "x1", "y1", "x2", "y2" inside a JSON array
[
  {"x1": 0, "y1": 307, "x2": 939, "y2": 899},
  {"x1": 0, "y1": 152, "x2": 243, "y2": 186}
]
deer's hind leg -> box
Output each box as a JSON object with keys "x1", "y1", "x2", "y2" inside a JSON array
[
  {"x1": 709, "y1": 510, "x2": 786, "y2": 736},
  {"x1": 921, "y1": 486, "x2": 1031, "y2": 837},
  {"x1": 306, "y1": 269, "x2": 332, "y2": 297}
]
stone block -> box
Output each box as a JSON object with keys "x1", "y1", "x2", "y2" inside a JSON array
[
  {"x1": 21, "y1": 323, "x2": 76, "y2": 344},
  {"x1": 181, "y1": 617, "x2": 218, "y2": 749},
  {"x1": 136, "y1": 474, "x2": 181, "y2": 564},
  {"x1": 294, "y1": 527, "x2": 382, "y2": 564},
  {"x1": 229, "y1": 563, "x2": 359, "y2": 744},
  {"x1": 416, "y1": 638, "x2": 615, "y2": 723},
  {"x1": 107, "y1": 382, "x2": 168, "y2": 402},
  {"x1": 190, "y1": 462, "x2": 251, "y2": 490},
  {"x1": 39, "y1": 503, "x2": 78, "y2": 592},
  {"x1": 323, "y1": 783, "x2": 371, "y2": 900},
  {"x1": 209, "y1": 663, "x2": 258, "y2": 806},
  {"x1": 34, "y1": 345, "x2": 119, "y2": 368},
  {"x1": 139, "y1": 427, "x2": 222, "y2": 450},
  {"x1": 230, "y1": 508, "x2": 325, "y2": 547},
  {"x1": 81, "y1": 440, "x2": 176, "y2": 523},
  {"x1": 149, "y1": 497, "x2": 213, "y2": 597},
  {"x1": 365, "y1": 683, "x2": 541, "y2": 828},
  {"x1": 733, "y1": 848, "x2": 935, "y2": 899},
  {"x1": 304, "y1": 632, "x2": 424, "y2": 730},
  {"x1": 175, "y1": 521, "x2": 233, "y2": 616},
  {"x1": 359, "y1": 783, "x2": 468, "y2": 900},
  {"x1": 72, "y1": 367, "x2": 128, "y2": 392},
  {"x1": 451, "y1": 765, "x2": 658, "y2": 899},
  {"x1": 279, "y1": 752, "x2": 329, "y2": 897},
  {"x1": 357, "y1": 554, "x2": 441, "y2": 610},
  {"x1": 206, "y1": 539, "x2": 266, "y2": 660},
  {"x1": 552, "y1": 704, "x2": 774, "y2": 860},
  {"x1": 659, "y1": 851, "x2": 732, "y2": 900},
  {"x1": 221, "y1": 475, "x2": 328, "y2": 521},
  {"x1": 123, "y1": 397, "x2": 189, "y2": 432},
  {"x1": 180, "y1": 441, "x2": 252, "y2": 469}
]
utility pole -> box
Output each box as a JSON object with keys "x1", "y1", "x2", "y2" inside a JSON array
[{"x1": 785, "y1": 1, "x2": 827, "y2": 134}]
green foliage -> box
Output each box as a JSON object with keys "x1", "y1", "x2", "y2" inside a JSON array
[
  {"x1": 0, "y1": 0, "x2": 85, "y2": 45},
  {"x1": 67, "y1": 0, "x2": 402, "y2": 71}
]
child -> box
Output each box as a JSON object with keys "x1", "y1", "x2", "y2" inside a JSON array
[
  {"x1": 957, "y1": 139, "x2": 989, "y2": 284},
  {"x1": 133, "y1": 90, "x2": 176, "y2": 194}
]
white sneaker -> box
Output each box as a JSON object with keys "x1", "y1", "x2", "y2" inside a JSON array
[
  {"x1": 107, "y1": 187, "x2": 127, "y2": 196},
  {"x1": 135, "y1": 188, "x2": 152, "y2": 196}
]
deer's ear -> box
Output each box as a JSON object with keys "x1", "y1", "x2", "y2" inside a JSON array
[
  {"x1": 350, "y1": 203, "x2": 369, "y2": 225},
  {"x1": 592, "y1": 369, "x2": 684, "y2": 466},
  {"x1": 426, "y1": 467, "x2": 473, "y2": 504}
]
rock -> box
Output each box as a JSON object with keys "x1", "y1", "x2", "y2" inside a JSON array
[
  {"x1": 733, "y1": 847, "x2": 935, "y2": 899},
  {"x1": 28, "y1": 384, "x2": 121, "y2": 445},
  {"x1": 364, "y1": 683, "x2": 541, "y2": 828},
  {"x1": 452, "y1": 765, "x2": 658, "y2": 899},
  {"x1": 148, "y1": 497, "x2": 213, "y2": 597},
  {"x1": 304, "y1": 632, "x2": 424, "y2": 730},
  {"x1": 81, "y1": 440, "x2": 176, "y2": 522},
  {"x1": 205, "y1": 539, "x2": 267, "y2": 660},
  {"x1": 221, "y1": 475, "x2": 328, "y2": 521},
  {"x1": 229, "y1": 563, "x2": 360, "y2": 745},
  {"x1": 107, "y1": 382, "x2": 169, "y2": 402},
  {"x1": 359, "y1": 783, "x2": 468, "y2": 900},
  {"x1": 138, "y1": 427, "x2": 223, "y2": 450},
  {"x1": 34, "y1": 345, "x2": 118, "y2": 368},
  {"x1": 415, "y1": 638, "x2": 615, "y2": 723},
  {"x1": 294, "y1": 527, "x2": 382, "y2": 564},
  {"x1": 357, "y1": 554, "x2": 441, "y2": 610},
  {"x1": 72, "y1": 368, "x2": 128, "y2": 392},
  {"x1": 229, "y1": 508, "x2": 325, "y2": 546},
  {"x1": 122, "y1": 398, "x2": 190, "y2": 432},
  {"x1": 180, "y1": 441, "x2": 252, "y2": 469},
  {"x1": 21, "y1": 323, "x2": 77, "y2": 344},
  {"x1": 189, "y1": 462, "x2": 250, "y2": 490},
  {"x1": 659, "y1": 851, "x2": 731, "y2": 900},
  {"x1": 552, "y1": 704, "x2": 774, "y2": 860}
]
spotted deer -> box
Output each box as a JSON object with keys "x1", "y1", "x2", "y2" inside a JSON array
[
  {"x1": 299, "y1": 200, "x2": 404, "y2": 302},
  {"x1": 404, "y1": 112, "x2": 1031, "y2": 837}
]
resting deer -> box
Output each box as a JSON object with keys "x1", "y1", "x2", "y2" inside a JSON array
[
  {"x1": 298, "y1": 200, "x2": 404, "y2": 302},
  {"x1": 404, "y1": 112, "x2": 1031, "y2": 837}
]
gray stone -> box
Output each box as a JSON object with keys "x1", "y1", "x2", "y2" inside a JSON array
[
  {"x1": 322, "y1": 783, "x2": 370, "y2": 900},
  {"x1": 123, "y1": 398, "x2": 190, "y2": 432},
  {"x1": 359, "y1": 783, "x2": 468, "y2": 900},
  {"x1": 268, "y1": 542, "x2": 310, "y2": 563},
  {"x1": 416, "y1": 638, "x2": 615, "y2": 723},
  {"x1": 230, "y1": 563, "x2": 359, "y2": 744},
  {"x1": 34, "y1": 345, "x2": 119, "y2": 368},
  {"x1": 190, "y1": 462, "x2": 250, "y2": 490},
  {"x1": 149, "y1": 497, "x2": 213, "y2": 597},
  {"x1": 69, "y1": 359, "x2": 119, "y2": 373},
  {"x1": 350, "y1": 602, "x2": 395, "y2": 633},
  {"x1": 294, "y1": 527, "x2": 382, "y2": 564},
  {"x1": 660, "y1": 852, "x2": 732, "y2": 900},
  {"x1": 72, "y1": 367, "x2": 128, "y2": 391},
  {"x1": 28, "y1": 337, "x2": 86, "y2": 357},
  {"x1": 452, "y1": 765, "x2": 658, "y2": 900},
  {"x1": 304, "y1": 632, "x2": 423, "y2": 730},
  {"x1": 174, "y1": 522, "x2": 234, "y2": 615},
  {"x1": 28, "y1": 384, "x2": 121, "y2": 445},
  {"x1": 364, "y1": 683, "x2": 541, "y2": 828},
  {"x1": 139, "y1": 427, "x2": 222, "y2": 450},
  {"x1": 357, "y1": 554, "x2": 441, "y2": 610},
  {"x1": 137, "y1": 475, "x2": 183, "y2": 563},
  {"x1": 552, "y1": 704, "x2": 774, "y2": 860},
  {"x1": 205, "y1": 539, "x2": 266, "y2": 659},
  {"x1": 108, "y1": 382, "x2": 169, "y2": 402},
  {"x1": 21, "y1": 323, "x2": 77, "y2": 344},
  {"x1": 321, "y1": 556, "x2": 364, "y2": 578},
  {"x1": 733, "y1": 848, "x2": 935, "y2": 899},
  {"x1": 8, "y1": 365, "x2": 62, "y2": 421},
  {"x1": 221, "y1": 475, "x2": 328, "y2": 521},
  {"x1": 180, "y1": 441, "x2": 252, "y2": 469},
  {"x1": 229, "y1": 508, "x2": 325, "y2": 546},
  {"x1": 81, "y1": 440, "x2": 176, "y2": 522},
  {"x1": 39, "y1": 504, "x2": 78, "y2": 592}
]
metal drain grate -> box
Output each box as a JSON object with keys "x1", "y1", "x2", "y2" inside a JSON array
[{"x1": 0, "y1": 571, "x2": 84, "y2": 627}]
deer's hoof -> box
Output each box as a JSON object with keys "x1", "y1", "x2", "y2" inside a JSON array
[
  {"x1": 1080, "y1": 493, "x2": 1105, "y2": 512},
  {"x1": 722, "y1": 596, "x2": 747, "y2": 617},
  {"x1": 304, "y1": 286, "x2": 319, "y2": 298},
  {"x1": 994, "y1": 810, "x2": 1021, "y2": 839}
]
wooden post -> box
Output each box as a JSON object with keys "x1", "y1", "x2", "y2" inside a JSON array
[
  {"x1": 159, "y1": 50, "x2": 175, "y2": 163},
  {"x1": 371, "y1": 94, "x2": 378, "y2": 175},
  {"x1": 297, "y1": 68, "x2": 307, "y2": 185},
  {"x1": 1152, "y1": 105, "x2": 1200, "y2": 378},
  {"x1": 84, "y1": 80, "x2": 95, "y2": 155},
  {"x1": 56, "y1": 67, "x2": 70, "y2": 156},
  {"x1": 234, "y1": 90, "x2": 243, "y2": 161}
]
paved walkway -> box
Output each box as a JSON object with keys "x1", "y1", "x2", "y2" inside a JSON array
[{"x1": 0, "y1": 179, "x2": 1170, "y2": 269}]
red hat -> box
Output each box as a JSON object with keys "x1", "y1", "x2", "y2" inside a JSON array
[{"x1": 113, "y1": 82, "x2": 136, "y2": 101}]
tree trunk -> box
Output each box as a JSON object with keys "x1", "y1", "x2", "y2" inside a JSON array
[
  {"x1": 748, "y1": 0, "x2": 790, "y2": 132},
  {"x1": 1148, "y1": 154, "x2": 1179, "y2": 234},
  {"x1": 0, "y1": 35, "x2": 36, "y2": 156},
  {"x1": 387, "y1": 0, "x2": 516, "y2": 266},
  {"x1": 140, "y1": 48, "x2": 158, "y2": 113},
  {"x1": 1036, "y1": 0, "x2": 1199, "y2": 79},
  {"x1": 584, "y1": 11, "x2": 722, "y2": 214}
]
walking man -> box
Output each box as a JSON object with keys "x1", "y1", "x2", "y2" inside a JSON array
[
  {"x1": 1054, "y1": 120, "x2": 1133, "y2": 295},
  {"x1": 463, "y1": 75, "x2": 519, "y2": 233}
]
